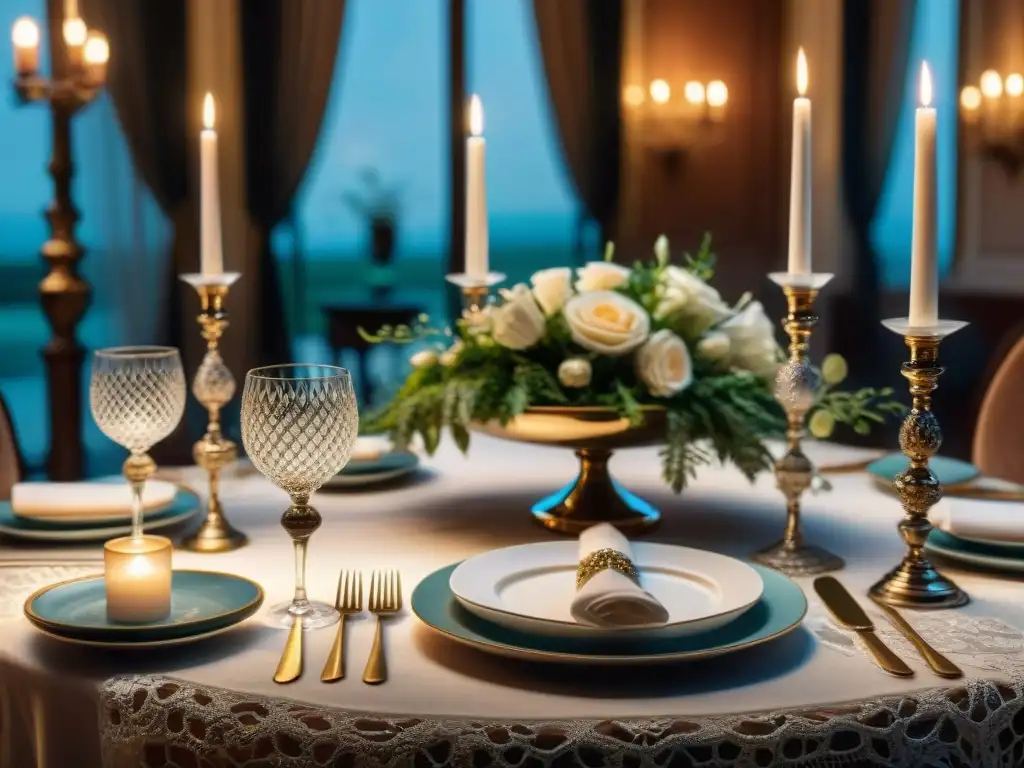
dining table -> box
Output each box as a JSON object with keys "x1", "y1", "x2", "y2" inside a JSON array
[{"x1": 2, "y1": 434, "x2": 1024, "y2": 768}]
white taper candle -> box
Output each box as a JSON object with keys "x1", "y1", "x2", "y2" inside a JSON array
[
  {"x1": 465, "y1": 95, "x2": 488, "y2": 280},
  {"x1": 787, "y1": 49, "x2": 812, "y2": 275},
  {"x1": 909, "y1": 62, "x2": 938, "y2": 328},
  {"x1": 200, "y1": 93, "x2": 224, "y2": 277}
]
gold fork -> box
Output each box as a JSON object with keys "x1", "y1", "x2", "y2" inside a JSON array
[
  {"x1": 362, "y1": 570, "x2": 402, "y2": 685},
  {"x1": 321, "y1": 570, "x2": 363, "y2": 682}
]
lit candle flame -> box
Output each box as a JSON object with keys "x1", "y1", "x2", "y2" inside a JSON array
[
  {"x1": 980, "y1": 69, "x2": 1003, "y2": 99},
  {"x1": 62, "y1": 16, "x2": 86, "y2": 46},
  {"x1": 960, "y1": 85, "x2": 981, "y2": 112},
  {"x1": 11, "y1": 17, "x2": 39, "y2": 47},
  {"x1": 649, "y1": 79, "x2": 670, "y2": 104},
  {"x1": 469, "y1": 94, "x2": 483, "y2": 136},
  {"x1": 797, "y1": 48, "x2": 808, "y2": 96},
  {"x1": 920, "y1": 61, "x2": 933, "y2": 107},
  {"x1": 203, "y1": 93, "x2": 215, "y2": 130},
  {"x1": 84, "y1": 32, "x2": 108, "y2": 65}
]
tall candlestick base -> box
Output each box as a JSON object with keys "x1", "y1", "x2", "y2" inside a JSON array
[
  {"x1": 869, "y1": 318, "x2": 969, "y2": 609},
  {"x1": 446, "y1": 272, "x2": 506, "y2": 321},
  {"x1": 752, "y1": 272, "x2": 844, "y2": 576},
  {"x1": 179, "y1": 273, "x2": 247, "y2": 554}
]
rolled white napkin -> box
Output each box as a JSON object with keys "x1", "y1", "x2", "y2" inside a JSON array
[
  {"x1": 570, "y1": 523, "x2": 669, "y2": 628},
  {"x1": 11, "y1": 480, "x2": 178, "y2": 521},
  {"x1": 350, "y1": 436, "x2": 392, "y2": 463},
  {"x1": 931, "y1": 495, "x2": 1024, "y2": 544}
]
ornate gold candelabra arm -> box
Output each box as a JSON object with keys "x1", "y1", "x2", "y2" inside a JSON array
[
  {"x1": 179, "y1": 273, "x2": 247, "y2": 553},
  {"x1": 445, "y1": 271, "x2": 506, "y2": 324},
  {"x1": 870, "y1": 318, "x2": 969, "y2": 608},
  {"x1": 753, "y1": 273, "x2": 843, "y2": 576}
]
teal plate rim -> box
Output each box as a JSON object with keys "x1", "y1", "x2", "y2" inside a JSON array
[
  {"x1": 0, "y1": 486, "x2": 200, "y2": 532},
  {"x1": 866, "y1": 454, "x2": 979, "y2": 486},
  {"x1": 24, "y1": 569, "x2": 265, "y2": 642},
  {"x1": 927, "y1": 529, "x2": 1024, "y2": 565},
  {"x1": 339, "y1": 450, "x2": 419, "y2": 476},
  {"x1": 412, "y1": 562, "x2": 807, "y2": 663}
]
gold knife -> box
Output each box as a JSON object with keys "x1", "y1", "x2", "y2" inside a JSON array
[
  {"x1": 273, "y1": 617, "x2": 303, "y2": 683},
  {"x1": 871, "y1": 598, "x2": 962, "y2": 679},
  {"x1": 813, "y1": 577, "x2": 914, "y2": 677}
]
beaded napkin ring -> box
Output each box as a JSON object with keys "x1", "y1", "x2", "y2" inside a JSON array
[{"x1": 576, "y1": 548, "x2": 640, "y2": 590}]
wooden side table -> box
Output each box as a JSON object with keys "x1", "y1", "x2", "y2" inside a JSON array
[{"x1": 322, "y1": 303, "x2": 422, "y2": 406}]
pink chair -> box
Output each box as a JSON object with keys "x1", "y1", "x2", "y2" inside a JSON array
[
  {"x1": 0, "y1": 391, "x2": 22, "y2": 500},
  {"x1": 973, "y1": 330, "x2": 1024, "y2": 484}
]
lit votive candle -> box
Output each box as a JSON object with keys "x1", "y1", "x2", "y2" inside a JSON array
[{"x1": 104, "y1": 534, "x2": 172, "y2": 624}]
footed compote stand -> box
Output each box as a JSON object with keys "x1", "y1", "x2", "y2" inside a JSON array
[
  {"x1": 179, "y1": 272, "x2": 248, "y2": 553},
  {"x1": 753, "y1": 272, "x2": 844, "y2": 576},
  {"x1": 869, "y1": 318, "x2": 970, "y2": 609}
]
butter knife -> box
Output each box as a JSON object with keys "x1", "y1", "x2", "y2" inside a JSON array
[
  {"x1": 871, "y1": 598, "x2": 963, "y2": 679},
  {"x1": 273, "y1": 617, "x2": 303, "y2": 684},
  {"x1": 813, "y1": 576, "x2": 914, "y2": 677}
]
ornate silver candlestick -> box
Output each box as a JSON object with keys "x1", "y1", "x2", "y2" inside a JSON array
[
  {"x1": 870, "y1": 318, "x2": 968, "y2": 608},
  {"x1": 179, "y1": 272, "x2": 247, "y2": 553},
  {"x1": 753, "y1": 273, "x2": 843, "y2": 576}
]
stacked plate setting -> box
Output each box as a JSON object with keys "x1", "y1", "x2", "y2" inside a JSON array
[{"x1": 413, "y1": 540, "x2": 808, "y2": 665}]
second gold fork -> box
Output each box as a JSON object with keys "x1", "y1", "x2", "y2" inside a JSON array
[
  {"x1": 362, "y1": 570, "x2": 402, "y2": 685},
  {"x1": 321, "y1": 570, "x2": 363, "y2": 682}
]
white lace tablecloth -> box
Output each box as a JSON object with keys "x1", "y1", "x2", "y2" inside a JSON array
[{"x1": 4, "y1": 436, "x2": 1024, "y2": 767}]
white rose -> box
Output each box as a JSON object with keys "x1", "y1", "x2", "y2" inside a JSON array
[
  {"x1": 655, "y1": 265, "x2": 733, "y2": 331},
  {"x1": 440, "y1": 340, "x2": 463, "y2": 366},
  {"x1": 575, "y1": 261, "x2": 631, "y2": 292},
  {"x1": 530, "y1": 267, "x2": 573, "y2": 316},
  {"x1": 410, "y1": 349, "x2": 438, "y2": 368},
  {"x1": 636, "y1": 329, "x2": 694, "y2": 398},
  {"x1": 558, "y1": 358, "x2": 592, "y2": 388},
  {"x1": 696, "y1": 330, "x2": 731, "y2": 361},
  {"x1": 491, "y1": 284, "x2": 546, "y2": 350},
  {"x1": 563, "y1": 291, "x2": 650, "y2": 356},
  {"x1": 720, "y1": 300, "x2": 783, "y2": 378}
]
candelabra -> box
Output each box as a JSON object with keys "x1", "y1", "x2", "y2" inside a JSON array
[
  {"x1": 179, "y1": 273, "x2": 247, "y2": 553},
  {"x1": 445, "y1": 272, "x2": 506, "y2": 322},
  {"x1": 960, "y1": 70, "x2": 1024, "y2": 175},
  {"x1": 752, "y1": 273, "x2": 843, "y2": 576},
  {"x1": 623, "y1": 78, "x2": 728, "y2": 169},
  {"x1": 870, "y1": 318, "x2": 969, "y2": 608},
  {"x1": 10, "y1": 2, "x2": 109, "y2": 480}
]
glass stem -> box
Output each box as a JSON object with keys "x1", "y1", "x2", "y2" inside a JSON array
[
  {"x1": 293, "y1": 538, "x2": 309, "y2": 608},
  {"x1": 130, "y1": 477, "x2": 145, "y2": 541}
]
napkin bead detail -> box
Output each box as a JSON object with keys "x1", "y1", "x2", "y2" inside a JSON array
[{"x1": 576, "y1": 548, "x2": 639, "y2": 590}]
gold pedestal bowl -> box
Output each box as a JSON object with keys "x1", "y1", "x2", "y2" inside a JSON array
[{"x1": 472, "y1": 406, "x2": 665, "y2": 535}]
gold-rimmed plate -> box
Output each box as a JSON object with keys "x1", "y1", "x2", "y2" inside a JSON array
[
  {"x1": 412, "y1": 563, "x2": 806, "y2": 665},
  {"x1": 25, "y1": 570, "x2": 264, "y2": 646}
]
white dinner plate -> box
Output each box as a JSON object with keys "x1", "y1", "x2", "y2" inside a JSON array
[{"x1": 450, "y1": 541, "x2": 763, "y2": 640}]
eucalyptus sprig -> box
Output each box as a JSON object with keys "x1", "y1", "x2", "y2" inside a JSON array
[
  {"x1": 808, "y1": 354, "x2": 906, "y2": 438},
  {"x1": 358, "y1": 313, "x2": 442, "y2": 344}
]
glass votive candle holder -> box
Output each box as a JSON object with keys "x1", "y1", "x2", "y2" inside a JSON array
[{"x1": 103, "y1": 534, "x2": 173, "y2": 623}]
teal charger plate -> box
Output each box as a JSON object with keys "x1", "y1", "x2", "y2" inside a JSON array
[
  {"x1": 25, "y1": 570, "x2": 264, "y2": 647},
  {"x1": 927, "y1": 530, "x2": 1024, "y2": 573},
  {"x1": 325, "y1": 450, "x2": 419, "y2": 488},
  {"x1": 867, "y1": 454, "x2": 979, "y2": 488},
  {"x1": 0, "y1": 487, "x2": 200, "y2": 542},
  {"x1": 412, "y1": 563, "x2": 807, "y2": 665}
]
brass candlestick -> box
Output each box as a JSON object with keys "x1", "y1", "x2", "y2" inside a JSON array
[
  {"x1": 12, "y1": 3, "x2": 109, "y2": 480},
  {"x1": 753, "y1": 273, "x2": 843, "y2": 576},
  {"x1": 179, "y1": 273, "x2": 247, "y2": 553},
  {"x1": 870, "y1": 318, "x2": 969, "y2": 608},
  {"x1": 445, "y1": 271, "x2": 506, "y2": 323}
]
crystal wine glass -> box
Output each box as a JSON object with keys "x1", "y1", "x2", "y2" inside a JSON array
[
  {"x1": 90, "y1": 346, "x2": 187, "y2": 540},
  {"x1": 241, "y1": 364, "x2": 358, "y2": 628}
]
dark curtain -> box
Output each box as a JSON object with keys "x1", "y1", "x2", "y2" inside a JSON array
[
  {"x1": 842, "y1": 0, "x2": 916, "y2": 317},
  {"x1": 81, "y1": 0, "x2": 192, "y2": 463},
  {"x1": 241, "y1": 0, "x2": 346, "y2": 366},
  {"x1": 532, "y1": 0, "x2": 623, "y2": 251}
]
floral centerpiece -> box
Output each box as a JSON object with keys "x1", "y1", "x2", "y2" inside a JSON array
[{"x1": 365, "y1": 236, "x2": 899, "y2": 498}]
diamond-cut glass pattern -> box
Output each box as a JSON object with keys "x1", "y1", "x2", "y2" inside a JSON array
[
  {"x1": 241, "y1": 365, "x2": 358, "y2": 496},
  {"x1": 90, "y1": 347, "x2": 187, "y2": 454}
]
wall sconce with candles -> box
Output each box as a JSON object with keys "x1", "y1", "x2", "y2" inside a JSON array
[
  {"x1": 623, "y1": 76, "x2": 729, "y2": 169},
  {"x1": 9, "y1": 0, "x2": 109, "y2": 480},
  {"x1": 960, "y1": 69, "x2": 1024, "y2": 175}
]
